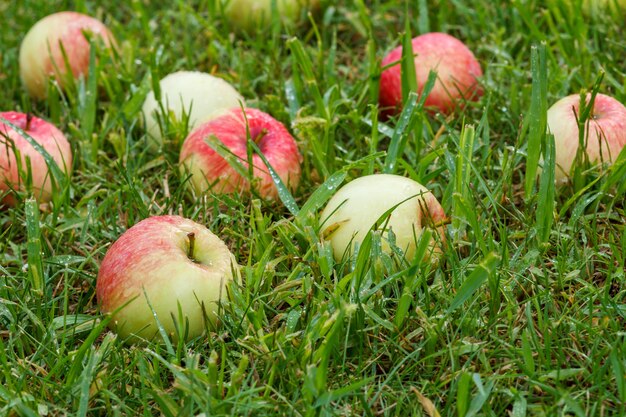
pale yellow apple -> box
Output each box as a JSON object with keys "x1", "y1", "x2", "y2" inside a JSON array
[
  {"x1": 320, "y1": 174, "x2": 446, "y2": 262},
  {"x1": 221, "y1": 0, "x2": 320, "y2": 33},
  {"x1": 141, "y1": 71, "x2": 244, "y2": 145}
]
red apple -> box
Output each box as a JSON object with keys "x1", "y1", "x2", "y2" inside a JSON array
[
  {"x1": 379, "y1": 32, "x2": 483, "y2": 115},
  {"x1": 0, "y1": 112, "x2": 72, "y2": 206},
  {"x1": 96, "y1": 215, "x2": 239, "y2": 342},
  {"x1": 547, "y1": 93, "x2": 626, "y2": 183},
  {"x1": 320, "y1": 174, "x2": 446, "y2": 262},
  {"x1": 19, "y1": 11, "x2": 116, "y2": 100},
  {"x1": 179, "y1": 107, "x2": 302, "y2": 199}
]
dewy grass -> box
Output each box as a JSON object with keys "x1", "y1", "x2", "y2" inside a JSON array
[{"x1": 1, "y1": 0, "x2": 625, "y2": 416}]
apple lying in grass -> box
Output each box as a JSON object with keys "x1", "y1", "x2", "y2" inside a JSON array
[
  {"x1": 19, "y1": 11, "x2": 116, "y2": 99},
  {"x1": 141, "y1": 71, "x2": 245, "y2": 146},
  {"x1": 179, "y1": 107, "x2": 302, "y2": 199},
  {"x1": 96, "y1": 215, "x2": 239, "y2": 342},
  {"x1": 581, "y1": 0, "x2": 626, "y2": 15},
  {"x1": 546, "y1": 93, "x2": 626, "y2": 183},
  {"x1": 379, "y1": 32, "x2": 483, "y2": 116},
  {"x1": 0, "y1": 112, "x2": 72, "y2": 206},
  {"x1": 221, "y1": 0, "x2": 320, "y2": 33},
  {"x1": 320, "y1": 174, "x2": 446, "y2": 262}
]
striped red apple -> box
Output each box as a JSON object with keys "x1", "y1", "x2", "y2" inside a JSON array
[
  {"x1": 379, "y1": 32, "x2": 483, "y2": 116},
  {"x1": 96, "y1": 215, "x2": 239, "y2": 342},
  {"x1": 0, "y1": 112, "x2": 72, "y2": 206},
  {"x1": 179, "y1": 107, "x2": 302, "y2": 199}
]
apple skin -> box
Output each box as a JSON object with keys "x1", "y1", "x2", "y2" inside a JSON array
[
  {"x1": 546, "y1": 93, "x2": 626, "y2": 183},
  {"x1": 179, "y1": 107, "x2": 302, "y2": 199},
  {"x1": 581, "y1": 0, "x2": 626, "y2": 15},
  {"x1": 0, "y1": 112, "x2": 72, "y2": 206},
  {"x1": 141, "y1": 71, "x2": 245, "y2": 146},
  {"x1": 379, "y1": 32, "x2": 483, "y2": 116},
  {"x1": 221, "y1": 0, "x2": 320, "y2": 33},
  {"x1": 320, "y1": 174, "x2": 446, "y2": 262},
  {"x1": 96, "y1": 215, "x2": 239, "y2": 342},
  {"x1": 19, "y1": 11, "x2": 116, "y2": 100}
]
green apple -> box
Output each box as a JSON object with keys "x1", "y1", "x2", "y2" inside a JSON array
[
  {"x1": 581, "y1": 0, "x2": 626, "y2": 15},
  {"x1": 320, "y1": 174, "x2": 447, "y2": 263},
  {"x1": 220, "y1": 0, "x2": 320, "y2": 33},
  {"x1": 141, "y1": 71, "x2": 244, "y2": 146}
]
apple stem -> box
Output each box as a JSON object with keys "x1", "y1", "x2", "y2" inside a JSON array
[
  {"x1": 187, "y1": 232, "x2": 196, "y2": 261},
  {"x1": 254, "y1": 128, "x2": 268, "y2": 143},
  {"x1": 26, "y1": 113, "x2": 33, "y2": 131}
]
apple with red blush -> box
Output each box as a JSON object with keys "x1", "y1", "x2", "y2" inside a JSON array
[
  {"x1": 546, "y1": 92, "x2": 626, "y2": 184},
  {"x1": 379, "y1": 32, "x2": 483, "y2": 116},
  {"x1": 96, "y1": 215, "x2": 239, "y2": 343},
  {"x1": 179, "y1": 107, "x2": 302, "y2": 200},
  {"x1": 0, "y1": 112, "x2": 72, "y2": 206},
  {"x1": 19, "y1": 11, "x2": 117, "y2": 99}
]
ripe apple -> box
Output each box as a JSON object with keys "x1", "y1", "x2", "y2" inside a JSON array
[
  {"x1": 546, "y1": 93, "x2": 626, "y2": 183},
  {"x1": 96, "y1": 215, "x2": 239, "y2": 342},
  {"x1": 0, "y1": 112, "x2": 72, "y2": 206},
  {"x1": 220, "y1": 0, "x2": 320, "y2": 33},
  {"x1": 179, "y1": 107, "x2": 302, "y2": 199},
  {"x1": 379, "y1": 32, "x2": 483, "y2": 116},
  {"x1": 141, "y1": 71, "x2": 245, "y2": 146},
  {"x1": 581, "y1": 0, "x2": 626, "y2": 15},
  {"x1": 320, "y1": 174, "x2": 446, "y2": 262},
  {"x1": 19, "y1": 11, "x2": 116, "y2": 100}
]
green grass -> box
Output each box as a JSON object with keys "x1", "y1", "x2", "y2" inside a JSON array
[{"x1": 1, "y1": 0, "x2": 626, "y2": 415}]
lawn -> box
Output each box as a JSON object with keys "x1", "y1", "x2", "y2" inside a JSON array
[{"x1": 1, "y1": 0, "x2": 625, "y2": 416}]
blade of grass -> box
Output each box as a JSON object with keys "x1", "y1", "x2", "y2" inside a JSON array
[
  {"x1": 524, "y1": 42, "x2": 547, "y2": 199},
  {"x1": 448, "y1": 252, "x2": 500, "y2": 313},
  {"x1": 25, "y1": 198, "x2": 44, "y2": 297}
]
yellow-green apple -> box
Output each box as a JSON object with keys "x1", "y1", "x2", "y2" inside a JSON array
[
  {"x1": 546, "y1": 93, "x2": 626, "y2": 183},
  {"x1": 379, "y1": 32, "x2": 483, "y2": 116},
  {"x1": 581, "y1": 0, "x2": 626, "y2": 15},
  {"x1": 19, "y1": 11, "x2": 116, "y2": 100},
  {"x1": 220, "y1": 0, "x2": 320, "y2": 33},
  {"x1": 141, "y1": 71, "x2": 245, "y2": 146},
  {"x1": 0, "y1": 112, "x2": 72, "y2": 206},
  {"x1": 179, "y1": 107, "x2": 302, "y2": 199},
  {"x1": 320, "y1": 174, "x2": 446, "y2": 262},
  {"x1": 96, "y1": 215, "x2": 239, "y2": 342}
]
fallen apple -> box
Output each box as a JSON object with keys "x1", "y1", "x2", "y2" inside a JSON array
[
  {"x1": 546, "y1": 93, "x2": 626, "y2": 183},
  {"x1": 220, "y1": 0, "x2": 320, "y2": 33},
  {"x1": 0, "y1": 112, "x2": 72, "y2": 206},
  {"x1": 19, "y1": 11, "x2": 116, "y2": 100},
  {"x1": 141, "y1": 71, "x2": 245, "y2": 146},
  {"x1": 320, "y1": 174, "x2": 446, "y2": 262},
  {"x1": 179, "y1": 107, "x2": 302, "y2": 199},
  {"x1": 379, "y1": 32, "x2": 483, "y2": 116},
  {"x1": 581, "y1": 0, "x2": 626, "y2": 15},
  {"x1": 96, "y1": 215, "x2": 239, "y2": 342}
]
